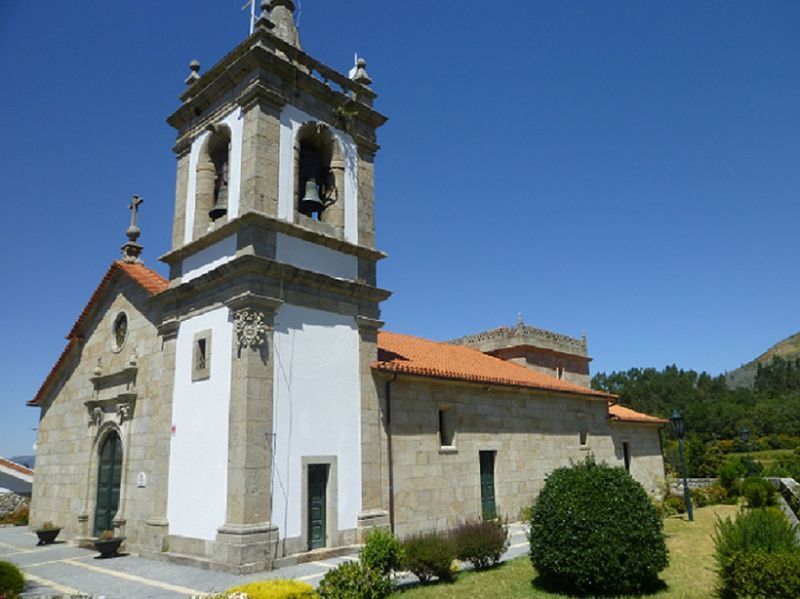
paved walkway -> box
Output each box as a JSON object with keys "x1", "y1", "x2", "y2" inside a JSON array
[{"x1": 0, "y1": 523, "x2": 530, "y2": 598}]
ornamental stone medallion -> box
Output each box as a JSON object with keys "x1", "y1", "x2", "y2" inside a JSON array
[{"x1": 234, "y1": 309, "x2": 268, "y2": 348}]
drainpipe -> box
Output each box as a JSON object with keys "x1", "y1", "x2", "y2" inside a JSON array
[{"x1": 385, "y1": 373, "x2": 397, "y2": 533}]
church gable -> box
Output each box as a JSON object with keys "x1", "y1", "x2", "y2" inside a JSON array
[{"x1": 29, "y1": 261, "x2": 167, "y2": 408}]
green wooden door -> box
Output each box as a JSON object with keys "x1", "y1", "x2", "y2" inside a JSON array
[
  {"x1": 94, "y1": 432, "x2": 123, "y2": 535},
  {"x1": 479, "y1": 451, "x2": 497, "y2": 521},
  {"x1": 308, "y1": 465, "x2": 327, "y2": 550}
]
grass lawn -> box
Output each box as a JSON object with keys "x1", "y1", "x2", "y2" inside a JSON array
[
  {"x1": 728, "y1": 448, "x2": 795, "y2": 465},
  {"x1": 394, "y1": 503, "x2": 740, "y2": 598}
]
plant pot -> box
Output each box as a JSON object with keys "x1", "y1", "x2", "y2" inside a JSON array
[
  {"x1": 35, "y1": 528, "x2": 61, "y2": 545},
  {"x1": 94, "y1": 536, "x2": 125, "y2": 558}
]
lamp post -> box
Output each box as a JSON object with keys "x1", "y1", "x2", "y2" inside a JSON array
[{"x1": 670, "y1": 409, "x2": 694, "y2": 522}]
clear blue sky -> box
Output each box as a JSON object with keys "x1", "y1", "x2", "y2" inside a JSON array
[{"x1": 1, "y1": 1, "x2": 798, "y2": 457}]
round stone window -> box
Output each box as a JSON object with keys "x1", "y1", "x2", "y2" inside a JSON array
[{"x1": 112, "y1": 312, "x2": 128, "y2": 352}]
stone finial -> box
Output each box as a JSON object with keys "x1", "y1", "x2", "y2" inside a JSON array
[
  {"x1": 351, "y1": 57, "x2": 372, "y2": 86},
  {"x1": 516, "y1": 312, "x2": 524, "y2": 327},
  {"x1": 255, "y1": 0, "x2": 275, "y2": 31},
  {"x1": 184, "y1": 60, "x2": 201, "y2": 86},
  {"x1": 121, "y1": 195, "x2": 144, "y2": 264},
  {"x1": 269, "y1": 0, "x2": 301, "y2": 48}
]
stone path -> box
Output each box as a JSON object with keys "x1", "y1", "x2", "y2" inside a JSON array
[{"x1": 0, "y1": 523, "x2": 530, "y2": 598}]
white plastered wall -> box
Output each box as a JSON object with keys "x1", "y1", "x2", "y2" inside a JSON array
[
  {"x1": 184, "y1": 107, "x2": 244, "y2": 244},
  {"x1": 271, "y1": 304, "x2": 361, "y2": 540},
  {"x1": 182, "y1": 234, "x2": 237, "y2": 283},
  {"x1": 275, "y1": 233, "x2": 357, "y2": 281},
  {"x1": 167, "y1": 307, "x2": 233, "y2": 540},
  {"x1": 277, "y1": 105, "x2": 359, "y2": 244}
]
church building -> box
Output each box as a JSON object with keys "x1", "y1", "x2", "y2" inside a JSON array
[{"x1": 28, "y1": 2, "x2": 666, "y2": 573}]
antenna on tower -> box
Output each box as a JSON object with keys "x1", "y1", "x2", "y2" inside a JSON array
[{"x1": 242, "y1": 0, "x2": 257, "y2": 34}]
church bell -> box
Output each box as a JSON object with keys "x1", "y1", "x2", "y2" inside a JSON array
[
  {"x1": 209, "y1": 183, "x2": 228, "y2": 221},
  {"x1": 300, "y1": 179, "x2": 325, "y2": 214}
]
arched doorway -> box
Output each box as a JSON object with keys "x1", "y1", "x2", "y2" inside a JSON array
[{"x1": 94, "y1": 430, "x2": 122, "y2": 535}]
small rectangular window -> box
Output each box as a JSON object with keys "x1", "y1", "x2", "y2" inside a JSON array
[
  {"x1": 192, "y1": 330, "x2": 212, "y2": 381},
  {"x1": 579, "y1": 431, "x2": 588, "y2": 446},
  {"x1": 439, "y1": 408, "x2": 455, "y2": 448},
  {"x1": 556, "y1": 365, "x2": 564, "y2": 380}
]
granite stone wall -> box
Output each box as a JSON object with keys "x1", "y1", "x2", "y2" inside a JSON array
[
  {"x1": 385, "y1": 377, "x2": 665, "y2": 538},
  {"x1": 30, "y1": 276, "x2": 173, "y2": 552}
]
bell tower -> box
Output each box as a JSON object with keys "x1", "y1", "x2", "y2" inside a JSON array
[{"x1": 159, "y1": 1, "x2": 390, "y2": 571}]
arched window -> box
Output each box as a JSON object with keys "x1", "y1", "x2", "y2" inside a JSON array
[
  {"x1": 194, "y1": 124, "x2": 231, "y2": 237},
  {"x1": 294, "y1": 123, "x2": 344, "y2": 233}
]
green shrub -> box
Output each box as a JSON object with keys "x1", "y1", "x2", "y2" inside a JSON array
[
  {"x1": 719, "y1": 551, "x2": 800, "y2": 599},
  {"x1": 451, "y1": 519, "x2": 509, "y2": 570},
  {"x1": 518, "y1": 504, "x2": 534, "y2": 523},
  {"x1": 741, "y1": 477, "x2": 776, "y2": 508},
  {"x1": 529, "y1": 457, "x2": 668, "y2": 596},
  {"x1": 224, "y1": 579, "x2": 317, "y2": 598},
  {"x1": 662, "y1": 494, "x2": 686, "y2": 516},
  {"x1": 691, "y1": 484, "x2": 729, "y2": 507},
  {"x1": 0, "y1": 561, "x2": 24, "y2": 597},
  {"x1": 718, "y1": 460, "x2": 744, "y2": 497},
  {"x1": 317, "y1": 561, "x2": 392, "y2": 599},
  {"x1": 359, "y1": 528, "x2": 403, "y2": 577},
  {"x1": 713, "y1": 508, "x2": 799, "y2": 570},
  {"x1": 401, "y1": 532, "x2": 456, "y2": 583}
]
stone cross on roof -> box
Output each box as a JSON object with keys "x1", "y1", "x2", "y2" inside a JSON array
[{"x1": 121, "y1": 195, "x2": 144, "y2": 264}]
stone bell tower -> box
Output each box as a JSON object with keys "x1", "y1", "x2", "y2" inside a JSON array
[{"x1": 157, "y1": 1, "x2": 390, "y2": 571}]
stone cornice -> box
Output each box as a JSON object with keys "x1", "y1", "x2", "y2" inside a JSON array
[
  {"x1": 372, "y1": 370, "x2": 610, "y2": 402},
  {"x1": 159, "y1": 211, "x2": 387, "y2": 266},
  {"x1": 225, "y1": 292, "x2": 283, "y2": 313},
  {"x1": 450, "y1": 324, "x2": 588, "y2": 357},
  {"x1": 155, "y1": 253, "x2": 392, "y2": 307},
  {"x1": 168, "y1": 29, "x2": 386, "y2": 135}
]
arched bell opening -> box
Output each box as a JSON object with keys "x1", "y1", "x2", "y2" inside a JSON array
[
  {"x1": 93, "y1": 428, "x2": 123, "y2": 536},
  {"x1": 294, "y1": 122, "x2": 344, "y2": 233},
  {"x1": 194, "y1": 124, "x2": 232, "y2": 238}
]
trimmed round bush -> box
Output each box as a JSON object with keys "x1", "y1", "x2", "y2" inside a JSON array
[
  {"x1": 224, "y1": 579, "x2": 317, "y2": 598},
  {"x1": 317, "y1": 561, "x2": 392, "y2": 599},
  {"x1": 451, "y1": 519, "x2": 509, "y2": 570},
  {"x1": 741, "y1": 476, "x2": 776, "y2": 508},
  {"x1": 529, "y1": 457, "x2": 668, "y2": 595},
  {"x1": 359, "y1": 528, "x2": 403, "y2": 576},
  {"x1": 0, "y1": 560, "x2": 24, "y2": 597},
  {"x1": 401, "y1": 531, "x2": 456, "y2": 583}
]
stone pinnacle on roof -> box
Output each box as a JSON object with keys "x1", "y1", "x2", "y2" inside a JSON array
[
  {"x1": 184, "y1": 60, "x2": 201, "y2": 87},
  {"x1": 121, "y1": 195, "x2": 144, "y2": 264},
  {"x1": 255, "y1": 1, "x2": 275, "y2": 32},
  {"x1": 351, "y1": 57, "x2": 372, "y2": 86},
  {"x1": 269, "y1": 0, "x2": 301, "y2": 49}
]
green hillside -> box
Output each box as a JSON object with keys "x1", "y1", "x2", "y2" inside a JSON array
[{"x1": 726, "y1": 331, "x2": 800, "y2": 389}]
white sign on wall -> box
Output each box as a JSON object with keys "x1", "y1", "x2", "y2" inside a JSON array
[{"x1": 137, "y1": 472, "x2": 147, "y2": 488}]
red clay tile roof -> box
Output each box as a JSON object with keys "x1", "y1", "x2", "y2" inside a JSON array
[
  {"x1": 374, "y1": 331, "x2": 614, "y2": 399},
  {"x1": 0, "y1": 457, "x2": 34, "y2": 477},
  {"x1": 28, "y1": 261, "x2": 167, "y2": 407},
  {"x1": 608, "y1": 403, "x2": 668, "y2": 425},
  {"x1": 68, "y1": 261, "x2": 168, "y2": 338}
]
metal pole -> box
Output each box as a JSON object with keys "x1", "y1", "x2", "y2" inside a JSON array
[{"x1": 678, "y1": 436, "x2": 694, "y2": 522}]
